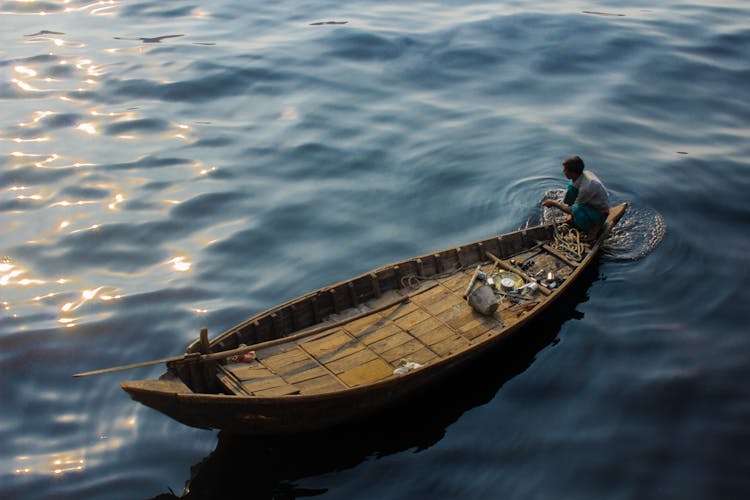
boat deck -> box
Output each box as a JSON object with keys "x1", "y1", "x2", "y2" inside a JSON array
[{"x1": 218, "y1": 243, "x2": 579, "y2": 397}]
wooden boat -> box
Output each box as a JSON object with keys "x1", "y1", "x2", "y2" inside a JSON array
[{"x1": 119, "y1": 204, "x2": 627, "y2": 434}]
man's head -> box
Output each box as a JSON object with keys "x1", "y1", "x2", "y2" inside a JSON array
[{"x1": 562, "y1": 155, "x2": 584, "y2": 179}]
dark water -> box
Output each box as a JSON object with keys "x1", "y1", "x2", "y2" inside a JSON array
[{"x1": 1, "y1": 1, "x2": 749, "y2": 498}]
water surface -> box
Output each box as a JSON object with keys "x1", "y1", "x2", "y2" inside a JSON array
[{"x1": 1, "y1": 1, "x2": 749, "y2": 498}]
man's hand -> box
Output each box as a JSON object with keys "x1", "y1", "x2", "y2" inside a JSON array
[{"x1": 542, "y1": 199, "x2": 573, "y2": 216}]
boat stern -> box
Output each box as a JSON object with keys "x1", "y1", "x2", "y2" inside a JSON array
[{"x1": 120, "y1": 376, "x2": 215, "y2": 430}]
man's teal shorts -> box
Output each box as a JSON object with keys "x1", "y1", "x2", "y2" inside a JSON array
[{"x1": 571, "y1": 204, "x2": 606, "y2": 232}]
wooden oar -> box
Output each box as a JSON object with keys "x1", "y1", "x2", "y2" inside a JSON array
[
  {"x1": 463, "y1": 265, "x2": 482, "y2": 299},
  {"x1": 73, "y1": 281, "x2": 440, "y2": 377},
  {"x1": 72, "y1": 353, "x2": 202, "y2": 377}
]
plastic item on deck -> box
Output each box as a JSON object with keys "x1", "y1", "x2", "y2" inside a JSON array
[
  {"x1": 393, "y1": 360, "x2": 422, "y2": 375},
  {"x1": 225, "y1": 347, "x2": 256, "y2": 364}
]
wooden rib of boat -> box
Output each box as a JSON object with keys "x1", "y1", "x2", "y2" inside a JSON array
[{"x1": 121, "y1": 203, "x2": 627, "y2": 434}]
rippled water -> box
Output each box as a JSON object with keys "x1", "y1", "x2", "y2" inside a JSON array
[{"x1": 2, "y1": 1, "x2": 749, "y2": 498}]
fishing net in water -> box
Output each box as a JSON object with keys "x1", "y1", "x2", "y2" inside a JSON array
[{"x1": 540, "y1": 188, "x2": 568, "y2": 225}]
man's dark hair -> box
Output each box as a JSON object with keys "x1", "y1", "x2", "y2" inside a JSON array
[{"x1": 563, "y1": 155, "x2": 585, "y2": 174}]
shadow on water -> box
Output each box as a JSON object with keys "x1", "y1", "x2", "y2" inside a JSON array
[{"x1": 152, "y1": 261, "x2": 601, "y2": 500}]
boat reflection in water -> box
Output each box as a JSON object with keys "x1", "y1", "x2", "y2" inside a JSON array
[{"x1": 152, "y1": 261, "x2": 598, "y2": 499}]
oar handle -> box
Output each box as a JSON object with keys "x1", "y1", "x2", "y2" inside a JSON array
[
  {"x1": 463, "y1": 265, "x2": 482, "y2": 299},
  {"x1": 73, "y1": 353, "x2": 201, "y2": 377}
]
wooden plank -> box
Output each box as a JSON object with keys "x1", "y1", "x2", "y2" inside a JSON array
[
  {"x1": 289, "y1": 304, "x2": 299, "y2": 330},
  {"x1": 416, "y1": 258, "x2": 425, "y2": 277},
  {"x1": 312, "y1": 295, "x2": 321, "y2": 322},
  {"x1": 497, "y1": 236, "x2": 508, "y2": 259},
  {"x1": 342, "y1": 313, "x2": 391, "y2": 336},
  {"x1": 348, "y1": 322, "x2": 403, "y2": 346},
  {"x1": 338, "y1": 358, "x2": 393, "y2": 387},
  {"x1": 428, "y1": 288, "x2": 465, "y2": 315},
  {"x1": 295, "y1": 332, "x2": 355, "y2": 390},
  {"x1": 377, "y1": 300, "x2": 421, "y2": 322},
  {"x1": 253, "y1": 383, "x2": 300, "y2": 397},
  {"x1": 370, "y1": 273, "x2": 381, "y2": 298},
  {"x1": 228, "y1": 364, "x2": 275, "y2": 382},
  {"x1": 456, "y1": 247, "x2": 465, "y2": 267},
  {"x1": 286, "y1": 365, "x2": 330, "y2": 384},
  {"x1": 270, "y1": 313, "x2": 281, "y2": 337},
  {"x1": 408, "y1": 283, "x2": 447, "y2": 304},
  {"x1": 241, "y1": 374, "x2": 289, "y2": 393},
  {"x1": 410, "y1": 321, "x2": 456, "y2": 346},
  {"x1": 348, "y1": 282, "x2": 359, "y2": 306},
  {"x1": 258, "y1": 348, "x2": 309, "y2": 372},
  {"x1": 379, "y1": 338, "x2": 429, "y2": 364},
  {"x1": 433, "y1": 253, "x2": 443, "y2": 273},
  {"x1": 326, "y1": 348, "x2": 379, "y2": 374},
  {"x1": 440, "y1": 271, "x2": 471, "y2": 293},
  {"x1": 265, "y1": 357, "x2": 320, "y2": 379},
  {"x1": 218, "y1": 374, "x2": 248, "y2": 396},
  {"x1": 393, "y1": 308, "x2": 432, "y2": 330},
  {"x1": 330, "y1": 289, "x2": 340, "y2": 313},
  {"x1": 393, "y1": 265, "x2": 402, "y2": 286},
  {"x1": 442, "y1": 251, "x2": 459, "y2": 272},
  {"x1": 480, "y1": 319, "x2": 507, "y2": 338},
  {"x1": 401, "y1": 346, "x2": 438, "y2": 365},
  {"x1": 368, "y1": 330, "x2": 414, "y2": 355},
  {"x1": 216, "y1": 366, "x2": 251, "y2": 396},
  {"x1": 254, "y1": 340, "x2": 299, "y2": 358},
  {"x1": 496, "y1": 306, "x2": 519, "y2": 326},
  {"x1": 430, "y1": 334, "x2": 471, "y2": 356},
  {"x1": 434, "y1": 302, "x2": 472, "y2": 326},
  {"x1": 435, "y1": 306, "x2": 496, "y2": 341},
  {"x1": 411, "y1": 287, "x2": 463, "y2": 316},
  {"x1": 299, "y1": 329, "x2": 363, "y2": 363},
  {"x1": 295, "y1": 374, "x2": 347, "y2": 394},
  {"x1": 456, "y1": 318, "x2": 494, "y2": 341}
]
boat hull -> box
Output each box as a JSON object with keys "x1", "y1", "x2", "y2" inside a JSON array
[
  {"x1": 124, "y1": 331, "x2": 512, "y2": 434},
  {"x1": 121, "y1": 204, "x2": 627, "y2": 434}
]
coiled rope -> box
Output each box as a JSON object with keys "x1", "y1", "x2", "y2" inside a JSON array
[{"x1": 551, "y1": 219, "x2": 585, "y2": 261}]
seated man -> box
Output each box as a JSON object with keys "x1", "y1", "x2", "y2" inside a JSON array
[{"x1": 542, "y1": 155, "x2": 610, "y2": 240}]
